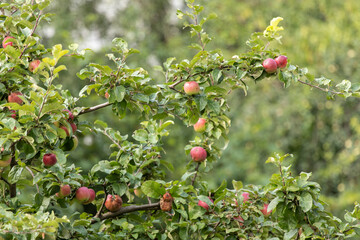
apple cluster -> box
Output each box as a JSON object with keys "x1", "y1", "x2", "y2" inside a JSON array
[
  {"x1": 262, "y1": 55, "x2": 288, "y2": 73},
  {"x1": 75, "y1": 187, "x2": 96, "y2": 204}
]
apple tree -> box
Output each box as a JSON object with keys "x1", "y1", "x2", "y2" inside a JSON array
[{"x1": 1, "y1": 0, "x2": 360, "y2": 239}]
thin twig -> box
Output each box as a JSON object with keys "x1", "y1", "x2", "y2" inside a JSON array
[
  {"x1": 297, "y1": 79, "x2": 342, "y2": 95},
  {"x1": 94, "y1": 184, "x2": 108, "y2": 219},
  {"x1": 191, "y1": 162, "x2": 201, "y2": 186},
  {"x1": 25, "y1": 166, "x2": 39, "y2": 193},
  {"x1": 19, "y1": 10, "x2": 43, "y2": 59}
]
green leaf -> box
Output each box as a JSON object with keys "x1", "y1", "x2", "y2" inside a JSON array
[
  {"x1": 232, "y1": 180, "x2": 243, "y2": 191},
  {"x1": 141, "y1": 180, "x2": 164, "y2": 199},
  {"x1": 8, "y1": 166, "x2": 24, "y2": 184},
  {"x1": 284, "y1": 229, "x2": 298, "y2": 240},
  {"x1": 53, "y1": 65, "x2": 67, "y2": 75},
  {"x1": 109, "y1": 85, "x2": 126, "y2": 103},
  {"x1": 299, "y1": 192, "x2": 313, "y2": 212},
  {"x1": 133, "y1": 129, "x2": 148, "y2": 142},
  {"x1": 268, "y1": 196, "x2": 282, "y2": 212}
]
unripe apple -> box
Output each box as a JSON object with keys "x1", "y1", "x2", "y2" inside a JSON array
[
  {"x1": 275, "y1": 55, "x2": 288, "y2": 69},
  {"x1": 57, "y1": 184, "x2": 71, "y2": 198},
  {"x1": 0, "y1": 155, "x2": 12, "y2": 167},
  {"x1": 105, "y1": 194, "x2": 123, "y2": 212},
  {"x1": 29, "y1": 60, "x2": 41, "y2": 72},
  {"x1": 60, "y1": 125, "x2": 70, "y2": 137},
  {"x1": 134, "y1": 188, "x2": 143, "y2": 197},
  {"x1": 2, "y1": 36, "x2": 14, "y2": 48},
  {"x1": 184, "y1": 81, "x2": 200, "y2": 95},
  {"x1": 193, "y1": 118, "x2": 206, "y2": 132},
  {"x1": 198, "y1": 197, "x2": 213, "y2": 211},
  {"x1": 70, "y1": 123, "x2": 77, "y2": 134},
  {"x1": 83, "y1": 188, "x2": 96, "y2": 204},
  {"x1": 8, "y1": 92, "x2": 23, "y2": 105},
  {"x1": 242, "y1": 192, "x2": 250, "y2": 203},
  {"x1": 104, "y1": 92, "x2": 110, "y2": 99},
  {"x1": 76, "y1": 187, "x2": 90, "y2": 203},
  {"x1": 63, "y1": 109, "x2": 74, "y2": 121},
  {"x1": 260, "y1": 203, "x2": 272, "y2": 217},
  {"x1": 262, "y1": 58, "x2": 277, "y2": 73},
  {"x1": 43, "y1": 153, "x2": 57, "y2": 167},
  {"x1": 190, "y1": 146, "x2": 207, "y2": 162}
]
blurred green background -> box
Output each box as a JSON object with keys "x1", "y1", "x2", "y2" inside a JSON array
[{"x1": 40, "y1": 0, "x2": 360, "y2": 217}]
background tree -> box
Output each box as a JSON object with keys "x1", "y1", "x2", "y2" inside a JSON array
[{"x1": 1, "y1": 0, "x2": 360, "y2": 239}]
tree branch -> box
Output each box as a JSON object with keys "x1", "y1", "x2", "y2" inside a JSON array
[
  {"x1": 78, "y1": 102, "x2": 112, "y2": 115},
  {"x1": 91, "y1": 202, "x2": 160, "y2": 223},
  {"x1": 297, "y1": 79, "x2": 343, "y2": 96}
]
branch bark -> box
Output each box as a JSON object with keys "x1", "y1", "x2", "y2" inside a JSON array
[
  {"x1": 78, "y1": 102, "x2": 112, "y2": 115},
  {"x1": 91, "y1": 202, "x2": 160, "y2": 224}
]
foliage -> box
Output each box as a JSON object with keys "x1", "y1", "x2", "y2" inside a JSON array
[{"x1": 1, "y1": 0, "x2": 360, "y2": 239}]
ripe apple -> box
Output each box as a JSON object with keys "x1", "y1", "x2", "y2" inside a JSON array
[
  {"x1": 233, "y1": 215, "x2": 244, "y2": 226},
  {"x1": 105, "y1": 194, "x2": 123, "y2": 212},
  {"x1": 104, "y1": 92, "x2": 110, "y2": 99},
  {"x1": 70, "y1": 123, "x2": 77, "y2": 134},
  {"x1": 57, "y1": 184, "x2": 71, "y2": 198},
  {"x1": 198, "y1": 197, "x2": 213, "y2": 211},
  {"x1": 160, "y1": 192, "x2": 173, "y2": 211},
  {"x1": 275, "y1": 55, "x2": 288, "y2": 69},
  {"x1": 190, "y1": 146, "x2": 207, "y2": 162},
  {"x1": 63, "y1": 109, "x2": 74, "y2": 121},
  {"x1": 29, "y1": 60, "x2": 41, "y2": 72},
  {"x1": 2, "y1": 36, "x2": 14, "y2": 48},
  {"x1": 242, "y1": 192, "x2": 250, "y2": 203},
  {"x1": 0, "y1": 155, "x2": 12, "y2": 167},
  {"x1": 10, "y1": 110, "x2": 17, "y2": 119},
  {"x1": 43, "y1": 153, "x2": 57, "y2": 167},
  {"x1": 260, "y1": 203, "x2": 272, "y2": 217},
  {"x1": 76, "y1": 187, "x2": 90, "y2": 203},
  {"x1": 184, "y1": 81, "x2": 200, "y2": 95},
  {"x1": 262, "y1": 58, "x2": 277, "y2": 73},
  {"x1": 193, "y1": 118, "x2": 206, "y2": 132},
  {"x1": 8, "y1": 92, "x2": 23, "y2": 105},
  {"x1": 83, "y1": 188, "x2": 96, "y2": 204}
]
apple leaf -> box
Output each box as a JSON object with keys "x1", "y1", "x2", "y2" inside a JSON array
[
  {"x1": 299, "y1": 192, "x2": 313, "y2": 212},
  {"x1": 141, "y1": 180, "x2": 164, "y2": 199}
]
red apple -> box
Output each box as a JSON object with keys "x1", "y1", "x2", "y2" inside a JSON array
[
  {"x1": 242, "y1": 192, "x2": 250, "y2": 203},
  {"x1": 198, "y1": 197, "x2": 213, "y2": 211},
  {"x1": 10, "y1": 110, "x2": 17, "y2": 119},
  {"x1": 190, "y1": 146, "x2": 207, "y2": 162},
  {"x1": 105, "y1": 92, "x2": 110, "y2": 99},
  {"x1": 43, "y1": 153, "x2": 57, "y2": 167},
  {"x1": 83, "y1": 188, "x2": 96, "y2": 204},
  {"x1": 8, "y1": 92, "x2": 23, "y2": 105},
  {"x1": 105, "y1": 194, "x2": 123, "y2": 212},
  {"x1": 60, "y1": 126, "x2": 70, "y2": 137},
  {"x1": 275, "y1": 55, "x2": 288, "y2": 69},
  {"x1": 0, "y1": 155, "x2": 12, "y2": 167},
  {"x1": 70, "y1": 123, "x2": 77, "y2": 134},
  {"x1": 262, "y1": 58, "x2": 277, "y2": 73},
  {"x1": 29, "y1": 60, "x2": 41, "y2": 72},
  {"x1": 233, "y1": 215, "x2": 244, "y2": 226},
  {"x1": 193, "y1": 118, "x2": 206, "y2": 133},
  {"x1": 260, "y1": 203, "x2": 272, "y2": 217},
  {"x1": 57, "y1": 184, "x2": 71, "y2": 198},
  {"x1": 2, "y1": 36, "x2": 14, "y2": 48},
  {"x1": 63, "y1": 109, "x2": 74, "y2": 121},
  {"x1": 76, "y1": 187, "x2": 90, "y2": 203},
  {"x1": 184, "y1": 81, "x2": 200, "y2": 95}
]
